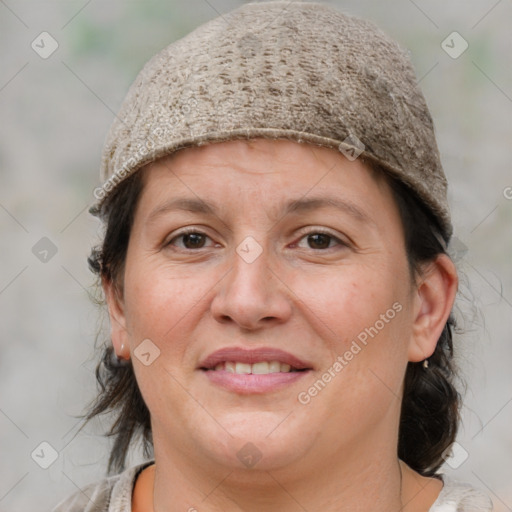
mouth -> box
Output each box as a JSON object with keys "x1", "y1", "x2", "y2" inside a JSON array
[
  {"x1": 201, "y1": 360, "x2": 308, "y2": 374},
  {"x1": 198, "y1": 346, "x2": 313, "y2": 372},
  {"x1": 197, "y1": 347, "x2": 313, "y2": 394}
]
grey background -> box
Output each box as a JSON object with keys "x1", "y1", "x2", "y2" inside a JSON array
[{"x1": 0, "y1": 1, "x2": 511, "y2": 510}]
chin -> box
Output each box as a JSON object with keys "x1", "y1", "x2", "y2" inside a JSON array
[{"x1": 196, "y1": 412, "x2": 313, "y2": 473}]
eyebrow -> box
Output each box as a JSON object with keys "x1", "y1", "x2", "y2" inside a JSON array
[{"x1": 147, "y1": 196, "x2": 374, "y2": 226}]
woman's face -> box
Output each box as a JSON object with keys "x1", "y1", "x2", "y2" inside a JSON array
[{"x1": 107, "y1": 139, "x2": 443, "y2": 475}]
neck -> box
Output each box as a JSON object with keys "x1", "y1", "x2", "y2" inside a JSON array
[{"x1": 148, "y1": 446, "x2": 408, "y2": 512}]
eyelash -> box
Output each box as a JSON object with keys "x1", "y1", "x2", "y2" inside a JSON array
[{"x1": 165, "y1": 227, "x2": 348, "y2": 251}]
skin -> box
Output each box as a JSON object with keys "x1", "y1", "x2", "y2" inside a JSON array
[{"x1": 104, "y1": 138, "x2": 458, "y2": 512}]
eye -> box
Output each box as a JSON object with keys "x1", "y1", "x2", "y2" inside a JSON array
[
  {"x1": 166, "y1": 229, "x2": 215, "y2": 250},
  {"x1": 165, "y1": 228, "x2": 348, "y2": 251},
  {"x1": 295, "y1": 230, "x2": 348, "y2": 250}
]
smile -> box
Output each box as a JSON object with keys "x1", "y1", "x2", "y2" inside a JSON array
[
  {"x1": 206, "y1": 361, "x2": 305, "y2": 374},
  {"x1": 197, "y1": 346, "x2": 313, "y2": 393}
]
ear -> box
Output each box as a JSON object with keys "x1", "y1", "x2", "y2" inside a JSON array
[
  {"x1": 102, "y1": 276, "x2": 130, "y2": 361},
  {"x1": 408, "y1": 254, "x2": 458, "y2": 362}
]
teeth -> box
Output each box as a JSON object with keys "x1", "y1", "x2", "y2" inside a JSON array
[
  {"x1": 252, "y1": 362, "x2": 270, "y2": 374},
  {"x1": 268, "y1": 361, "x2": 281, "y2": 373},
  {"x1": 212, "y1": 361, "x2": 298, "y2": 374},
  {"x1": 235, "y1": 362, "x2": 252, "y2": 374}
]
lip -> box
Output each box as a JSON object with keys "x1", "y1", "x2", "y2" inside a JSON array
[
  {"x1": 202, "y1": 370, "x2": 310, "y2": 394},
  {"x1": 197, "y1": 346, "x2": 313, "y2": 371},
  {"x1": 197, "y1": 346, "x2": 313, "y2": 395}
]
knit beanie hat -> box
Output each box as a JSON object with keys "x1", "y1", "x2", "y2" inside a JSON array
[{"x1": 91, "y1": 0, "x2": 453, "y2": 241}]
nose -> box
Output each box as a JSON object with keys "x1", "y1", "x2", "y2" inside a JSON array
[{"x1": 210, "y1": 239, "x2": 293, "y2": 331}]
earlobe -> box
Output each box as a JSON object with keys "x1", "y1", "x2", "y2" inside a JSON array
[
  {"x1": 408, "y1": 254, "x2": 458, "y2": 363},
  {"x1": 102, "y1": 276, "x2": 131, "y2": 361}
]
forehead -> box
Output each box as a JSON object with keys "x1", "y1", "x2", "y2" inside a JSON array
[
  {"x1": 137, "y1": 138, "x2": 396, "y2": 222},
  {"x1": 142, "y1": 138, "x2": 388, "y2": 187}
]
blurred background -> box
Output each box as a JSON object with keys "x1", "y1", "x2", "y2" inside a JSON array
[{"x1": 0, "y1": 0, "x2": 511, "y2": 510}]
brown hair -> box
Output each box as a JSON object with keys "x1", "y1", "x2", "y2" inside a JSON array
[{"x1": 84, "y1": 158, "x2": 462, "y2": 477}]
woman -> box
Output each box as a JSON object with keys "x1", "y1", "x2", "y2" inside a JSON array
[{"x1": 53, "y1": 1, "x2": 493, "y2": 510}]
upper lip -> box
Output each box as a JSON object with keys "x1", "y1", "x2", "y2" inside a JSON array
[{"x1": 198, "y1": 347, "x2": 313, "y2": 370}]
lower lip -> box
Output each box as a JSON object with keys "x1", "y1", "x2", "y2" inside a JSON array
[{"x1": 200, "y1": 369, "x2": 311, "y2": 394}]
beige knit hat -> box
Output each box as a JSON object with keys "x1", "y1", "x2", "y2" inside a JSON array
[{"x1": 91, "y1": 0, "x2": 452, "y2": 240}]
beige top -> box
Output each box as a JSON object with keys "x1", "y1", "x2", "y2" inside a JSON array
[{"x1": 52, "y1": 460, "x2": 493, "y2": 511}]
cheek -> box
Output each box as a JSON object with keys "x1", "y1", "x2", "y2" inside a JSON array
[
  {"x1": 295, "y1": 260, "x2": 412, "y2": 394},
  {"x1": 298, "y1": 268, "x2": 410, "y2": 427},
  {"x1": 124, "y1": 272, "x2": 180, "y2": 334},
  {"x1": 298, "y1": 260, "x2": 407, "y2": 342},
  {"x1": 121, "y1": 261, "x2": 213, "y2": 416},
  {"x1": 122, "y1": 258, "x2": 221, "y2": 353}
]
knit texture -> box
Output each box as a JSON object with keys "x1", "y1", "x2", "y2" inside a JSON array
[{"x1": 92, "y1": 0, "x2": 452, "y2": 239}]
